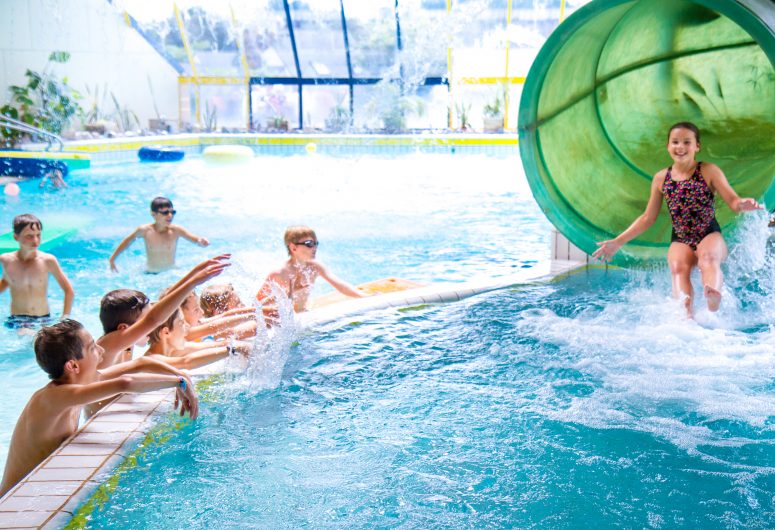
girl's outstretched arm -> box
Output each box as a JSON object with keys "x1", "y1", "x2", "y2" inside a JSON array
[
  {"x1": 592, "y1": 171, "x2": 666, "y2": 262},
  {"x1": 705, "y1": 163, "x2": 763, "y2": 213}
]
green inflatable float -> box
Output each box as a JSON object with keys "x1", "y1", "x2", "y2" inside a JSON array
[{"x1": 519, "y1": 0, "x2": 775, "y2": 265}]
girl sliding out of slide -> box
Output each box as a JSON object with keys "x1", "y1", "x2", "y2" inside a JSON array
[{"x1": 592, "y1": 122, "x2": 762, "y2": 317}]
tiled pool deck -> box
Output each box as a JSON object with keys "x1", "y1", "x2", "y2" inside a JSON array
[{"x1": 0, "y1": 259, "x2": 586, "y2": 529}]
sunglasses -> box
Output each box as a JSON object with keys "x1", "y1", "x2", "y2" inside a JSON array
[
  {"x1": 155, "y1": 209, "x2": 176, "y2": 216},
  {"x1": 294, "y1": 240, "x2": 319, "y2": 248}
]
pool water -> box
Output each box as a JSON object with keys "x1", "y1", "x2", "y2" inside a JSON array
[
  {"x1": 81, "y1": 258, "x2": 775, "y2": 528},
  {"x1": 0, "y1": 151, "x2": 549, "y2": 475}
]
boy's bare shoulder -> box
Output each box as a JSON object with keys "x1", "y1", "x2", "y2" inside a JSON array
[
  {"x1": 26, "y1": 383, "x2": 63, "y2": 413},
  {"x1": 308, "y1": 260, "x2": 325, "y2": 273},
  {"x1": 136, "y1": 224, "x2": 155, "y2": 235}
]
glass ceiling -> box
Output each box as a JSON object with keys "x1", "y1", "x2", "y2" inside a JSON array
[{"x1": 111, "y1": 0, "x2": 592, "y2": 130}]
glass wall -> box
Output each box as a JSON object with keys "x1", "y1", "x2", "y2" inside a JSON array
[{"x1": 115, "y1": 0, "x2": 591, "y2": 132}]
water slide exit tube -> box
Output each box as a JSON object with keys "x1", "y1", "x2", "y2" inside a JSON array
[{"x1": 519, "y1": 0, "x2": 775, "y2": 266}]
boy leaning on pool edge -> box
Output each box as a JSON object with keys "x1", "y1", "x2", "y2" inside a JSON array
[
  {"x1": 0, "y1": 214, "x2": 74, "y2": 330},
  {"x1": 109, "y1": 197, "x2": 209, "y2": 273},
  {"x1": 0, "y1": 319, "x2": 198, "y2": 498}
]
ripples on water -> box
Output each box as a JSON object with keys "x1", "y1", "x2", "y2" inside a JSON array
[{"x1": 86, "y1": 214, "x2": 775, "y2": 529}]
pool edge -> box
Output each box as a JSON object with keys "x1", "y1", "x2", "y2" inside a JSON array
[{"x1": 0, "y1": 258, "x2": 587, "y2": 529}]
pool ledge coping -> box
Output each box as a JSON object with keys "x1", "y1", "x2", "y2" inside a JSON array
[{"x1": 0, "y1": 258, "x2": 585, "y2": 529}]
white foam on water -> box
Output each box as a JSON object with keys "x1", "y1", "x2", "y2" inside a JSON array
[
  {"x1": 517, "y1": 214, "x2": 775, "y2": 456},
  {"x1": 244, "y1": 283, "x2": 299, "y2": 392}
]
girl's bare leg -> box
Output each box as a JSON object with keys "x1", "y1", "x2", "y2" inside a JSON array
[
  {"x1": 667, "y1": 242, "x2": 697, "y2": 317},
  {"x1": 696, "y1": 232, "x2": 728, "y2": 312}
]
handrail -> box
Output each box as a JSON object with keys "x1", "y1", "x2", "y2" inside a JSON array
[{"x1": 0, "y1": 114, "x2": 64, "y2": 151}]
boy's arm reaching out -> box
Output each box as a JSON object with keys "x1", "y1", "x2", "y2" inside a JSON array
[
  {"x1": 46, "y1": 255, "x2": 74, "y2": 317},
  {"x1": 317, "y1": 263, "x2": 366, "y2": 298},
  {"x1": 146, "y1": 341, "x2": 249, "y2": 371},
  {"x1": 109, "y1": 227, "x2": 143, "y2": 272},
  {"x1": 97, "y1": 256, "x2": 231, "y2": 368},
  {"x1": 173, "y1": 225, "x2": 209, "y2": 247},
  {"x1": 187, "y1": 311, "x2": 256, "y2": 341},
  {"x1": 51, "y1": 372, "x2": 198, "y2": 419}
]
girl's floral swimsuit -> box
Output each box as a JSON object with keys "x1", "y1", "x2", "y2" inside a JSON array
[{"x1": 662, "y1": 161, "x2": 720, "y2": 250}]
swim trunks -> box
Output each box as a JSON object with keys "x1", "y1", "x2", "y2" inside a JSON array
[
  {"x1": 662, "y1": 161, "x2": 720, "y2": 250},
  {"x1": 4, "y1": 314, "x2": 52, "y2": 330}
]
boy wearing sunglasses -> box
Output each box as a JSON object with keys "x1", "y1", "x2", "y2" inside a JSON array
[
  {"x1": 109, "y1": 197, "x2": 209, "y2": 273},
  {"x1": 256, "y1": 225, "x2": 367, "y2": 319}
]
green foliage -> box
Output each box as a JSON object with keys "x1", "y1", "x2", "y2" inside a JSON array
[
  {"x1": 455, "y1": 102, "x2": 472, "y2": 130},
  {"x1": 83, "y1": 83, "x2": 110, "y2": 124},
  {"x1": 324, "y1": 97, "x2": 351, "y2": 132},
  {"x1": 483, "y1": 93, "x2": 502, "y2": 118},
  {"x1": 0, "y1": 51, "x2": 82, "y2": 146},
  {"x1": 110, "y1": 92, "x2": 140, "y2": 132},
  {"x1": 203, "y1": 101, "x2": 218, "y2": 132},
  {"x1": 379, "y1": 84, "x2": 426, "y2": 133}
]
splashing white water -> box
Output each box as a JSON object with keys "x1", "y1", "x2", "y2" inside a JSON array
[
  {"x1": 245, "y1": 283, "x2": 299, "y2": 392},
  {"x1": 517, "y1": 213, "x2": 775, "y2": 454}
]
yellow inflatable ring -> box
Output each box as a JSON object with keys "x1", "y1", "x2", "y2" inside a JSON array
[{"x1": 202, "y1": 145, "x2": 254, "y2": 164}]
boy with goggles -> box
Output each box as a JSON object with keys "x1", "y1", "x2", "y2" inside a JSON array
[
  {"x1": 256, "y1": 225, "x2": 367, "y2": 319},
  {"x1": 109, "y1": 197, "x2": 209, "y2": 273}
]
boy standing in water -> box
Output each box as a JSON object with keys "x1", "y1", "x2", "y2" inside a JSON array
[
  {"x1": 0, "y1": 214, "x2": 74, "y2": 329},
  {"x1": 0, "y1": 319, "x2": 198, "y2": 497},
  {"x1": 256, "y1": 225, "x2": 367, "y2": 315},
  {"x1": 109, "y1": 197, "x2": 210, "y2": 273}
]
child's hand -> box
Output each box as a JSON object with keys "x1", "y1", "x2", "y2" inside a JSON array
[
  {"x1": 738, "y1": 198, "x2": 763, "y2": 212},
  {"x1": 109, "y1": 260, "x2": 119, "y2": 273},
  {"x1": 190, "y1": 254, "x2": 230, "y2": 274},
  {"x1": 192, "y1": 261, "x2": 230, "y2": 286},
  {"x1": 174, "y1": 376, "x2": 199, "y2": 420},
  {"x1": 592, "y1": 239, "x2": 621, "y2": 262},
  {"x1": 197, "y1": 237, "x2": 210, "y2": 247}
]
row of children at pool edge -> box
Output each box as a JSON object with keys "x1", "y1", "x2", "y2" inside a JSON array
[
  {"x1": 0, "y1": 199, "x2": 370, "y2": 497},
  {"x1": 0, "y1": 120, "x2": 766, "y2": 498}
]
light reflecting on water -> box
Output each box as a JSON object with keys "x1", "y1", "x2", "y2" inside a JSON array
[
  {"x1": 0, "y1": 151, "x2": 548, "y2": 474},
  {"x1": 84, "y1": 217, "x2": 775, "y2": 527}
]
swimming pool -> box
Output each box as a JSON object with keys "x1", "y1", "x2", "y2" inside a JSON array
[
  {"x1": 80, "y1": 257, "x2": 775, "y2": 528},
  {"x1": 0, "y1": 149, "x2": 550, "y2": 476}
]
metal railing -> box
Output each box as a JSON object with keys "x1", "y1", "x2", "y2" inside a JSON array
[{"x1": 0, "y1": 115, "x2": 64, "y2": 151}]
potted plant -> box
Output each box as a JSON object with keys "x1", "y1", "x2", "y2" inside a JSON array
[
  {"x1": 482, "y1": 92, "x2": 504, "y2": 132},
  {"x1": 379, "y1": 86, "x2": 425, "y2": 133},
  {"x1": 267, "y1": 115, "x2": 288, "y2": 131},
  {"x1": 0, "y1": 51, "x2": 82, "y2": 147},
  {"x1": 455, "y1": 102, "x2": 472, "y2": 131},
  {"x1": 325, "y1": 98, "x2": 351, "y2": 132},
  {"x1": 146, "y1": 75, "x2": 171, "y2": 132}
]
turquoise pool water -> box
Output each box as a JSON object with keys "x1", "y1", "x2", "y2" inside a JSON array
[
  {"x1": 82, "y1": 259, "x2": 775, "y2": 528},
  {"x1": 0, "y1": 151, "x2": 549, "y2": 474}
]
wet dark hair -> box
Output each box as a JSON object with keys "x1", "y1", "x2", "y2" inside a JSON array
[
  {"x1": 34, "y1": 319, "x2": 86, "y2": 380},
  {"x1": 13, "y1": 213, "x2": 42, "y2": 235},
  {"x1": 150, "y1": 197, "x2": 173, "y2": 212},
  {"x1": 99, "y1": 289, "x2": 150, "y2": 333},
  {"x1": 667, "y1": 122, "x2": 701, "y2": 144},
  {"x1": 148, "y1": 309, "x2": 181, "y2": 345}
]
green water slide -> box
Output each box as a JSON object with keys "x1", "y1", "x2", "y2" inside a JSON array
[{"x1": 519, "y1": 0, "x2": 775, "y2": 265}]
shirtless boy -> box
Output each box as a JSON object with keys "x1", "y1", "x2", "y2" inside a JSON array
[
  {"x1": 0, "y1": 319, "x2": 198, "y2": 497},
  {"x1": 0, "y1": 214, "x2": 74, "y2": 329},
  {"x1": 109, "y1": 197, "x2": 209, "y2": 273},
  {"x1": 143, "y1": 308, "x2": 251, "y2": 369},
  {"x1": 256, "y1": 225, "x2": 366, "y2": 315},
  {"x1": 84, "y1": 255, "x2": 229, "y2": 420}
]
